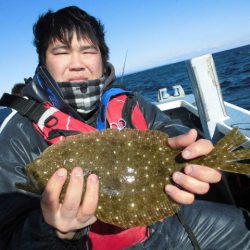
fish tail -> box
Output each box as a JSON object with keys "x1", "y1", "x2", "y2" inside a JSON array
[{"x1": 203, "y1": 128, "x2": 250, "y2": 175}]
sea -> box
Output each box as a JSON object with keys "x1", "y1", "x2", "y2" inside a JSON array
[{"x1": 117, "y1": 44, "x2": 250, "y2": 111}]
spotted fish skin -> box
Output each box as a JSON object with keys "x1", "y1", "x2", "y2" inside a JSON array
[{"x1": 16, "y1": 128, "x2": 250, "y2": 228}]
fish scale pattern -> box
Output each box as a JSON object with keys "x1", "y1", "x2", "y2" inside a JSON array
[{"x1": 16, "y1": 128, "x2": 250, "y2": 228}]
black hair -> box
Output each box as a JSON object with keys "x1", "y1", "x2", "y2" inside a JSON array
[
  {"x1": 33, "y1": 6, "x2": 109, "y2": 67},
  {"x1": 11, "y1": 83, "x2": 25, "y2": 96}
]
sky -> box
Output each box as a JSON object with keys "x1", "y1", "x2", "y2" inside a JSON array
[{"x1": 0, "y1": 0, "x2": 250, "y2": 95}]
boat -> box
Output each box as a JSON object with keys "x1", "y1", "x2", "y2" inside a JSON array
[{"x1": 155, "y1": 54, "x2": 250, "y2": 210}]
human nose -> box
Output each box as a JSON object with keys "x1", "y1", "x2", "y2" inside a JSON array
[{"x1": 69, "y1": 52, "x2": 85, "y2": 71}]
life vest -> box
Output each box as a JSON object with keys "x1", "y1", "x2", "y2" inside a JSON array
[
  {"x1": 0, "y1": 88, "x2": 150, "y2": 249},
  {"x1": 0, "y1": 88, "x2": 148, "y2": 143}
]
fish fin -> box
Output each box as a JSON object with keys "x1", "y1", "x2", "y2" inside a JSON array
[
  {"x1": 214, "y1": 127, "x2": 247, "y2": 152},
  {"x1": 209, "y1": 128, "x2": 250, "y2": 175},
  {"x1": 217, "y1": 162, "x2": 250, "y2": 174}
]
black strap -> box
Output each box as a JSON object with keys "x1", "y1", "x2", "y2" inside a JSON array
[
  {"x1": 122, "y1": 93, "x2": 137, "y2": 128},
  {"x1": 177, "y1": 212, "x2": 201, "y2": 250},
  {"x1": 0, "y1": 93, "x2": 47, "y2": 123},
  {"x1": 47, "y1": 129, "x2": 81, "y2": 140}
]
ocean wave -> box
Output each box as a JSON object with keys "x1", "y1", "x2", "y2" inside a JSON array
[{"x1": 120, "y1": 45, "x2": 250, "y2": 110}]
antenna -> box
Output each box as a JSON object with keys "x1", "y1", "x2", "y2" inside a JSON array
[{"x1": 120, "y1": 49, "x2": 128, "y2": 83}]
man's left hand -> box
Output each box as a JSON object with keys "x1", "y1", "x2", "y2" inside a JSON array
[{"x1": 165, "y1": 129, "x2": 222, "y2": 204}]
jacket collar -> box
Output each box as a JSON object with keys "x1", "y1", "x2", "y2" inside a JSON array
[{"x1": 22, "y1": 63, "x2": 116, "y2": 120}]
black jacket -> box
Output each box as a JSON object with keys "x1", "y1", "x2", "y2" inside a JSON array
[{"x1": 0, "y1": 64, "x2": 184, "y2": 249}]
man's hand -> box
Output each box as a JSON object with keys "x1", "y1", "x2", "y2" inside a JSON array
[
  {"x1": 41, "y1": 167, "x2": 99, "y2": 240},
  {"x1": 166, "y1": 129, "x2": 221, "y2": 204}
]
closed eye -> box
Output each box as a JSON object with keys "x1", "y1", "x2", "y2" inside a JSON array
[
  {"x1": 82, "y1": 50, "x2": 98, "y2": 54},
  {"x1": 80, "y1": 45, "x2": 99, "y2": 54},
  {"x1": 51, "y1": 45, "x2": 70, "y2": 55},
  {"x1": 54, "y1": 51, "x2": 69, "y2": 55}
]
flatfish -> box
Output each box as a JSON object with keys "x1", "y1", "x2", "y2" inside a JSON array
[{"x1": 16, "y1": 128, "x2": 250, "y2": 228}]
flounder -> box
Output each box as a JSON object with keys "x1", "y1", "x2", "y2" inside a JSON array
[{"x1": 17, "y1": 128, "x2": 250, "y2": 228}]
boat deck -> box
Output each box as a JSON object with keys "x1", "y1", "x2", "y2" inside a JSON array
[{"x1": 156, "y1": 94, "x2": 250, "y2": 143}]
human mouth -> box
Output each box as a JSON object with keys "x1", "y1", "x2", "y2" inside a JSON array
[{"x1": 68, "y1": 77, "x2": 88, "y2": 83}]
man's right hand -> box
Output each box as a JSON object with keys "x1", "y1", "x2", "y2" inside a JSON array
[{"x1": 41, "y1": 167, "x2": 99, "y2": 240}]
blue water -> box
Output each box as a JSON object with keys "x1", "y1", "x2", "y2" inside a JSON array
[{"x1": 117, "y1": 44, "x2": 250, "y2": 111}]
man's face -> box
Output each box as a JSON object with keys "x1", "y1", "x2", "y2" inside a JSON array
[{"x1": 45, "y1": 32, "x2": 103, "y2": 83}]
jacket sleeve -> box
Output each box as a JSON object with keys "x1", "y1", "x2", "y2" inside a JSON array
[
  {"x1": 0, "y1": 112, "x2": 89, "y2": 249},
  {"x1": 135, "y1": 93, "x2": 190, "y2": 136}
]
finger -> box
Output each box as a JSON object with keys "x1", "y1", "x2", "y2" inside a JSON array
[
  {"x1": 78, "y1": 174, "x2": 99, "y2": 219},
  {"x1": 168, "y1": 129, "x2": 197, "y2": 149},
  {"x1": 172, "y1": 171, "x2": 210, "y2": 194},
  {"x1": 41, "y1": 168, "x2": 67, "y2": 212},
  {"x1": 182, "y1": 138, "x2": 214, "y2": 159},
  {"x1": 165, "y1": 184, "x2": 194, "y2": 204},
  {"x1": 61, "y1": 167, "x2": 84, "y2": 217},
  {"x1": 184, "y1": 165, "x2": 222, "y2": 183}
]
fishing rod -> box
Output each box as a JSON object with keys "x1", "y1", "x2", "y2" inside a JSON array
[{"x1": 120, "y1": 49, "x2": 128, "y2": 83}]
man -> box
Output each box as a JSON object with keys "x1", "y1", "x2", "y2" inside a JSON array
[
  {"x1": 0, "y1": 83, "x2": 25, "y2": 127},
  {"x1": 0, "y1": 6, "x2": 249, "y2": 250},
  {"x1": 11, "y1": 83, "x2": 25, "y2": 96}
]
